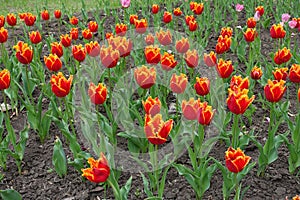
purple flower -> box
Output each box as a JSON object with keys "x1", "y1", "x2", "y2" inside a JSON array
[
  {"x1": 288, "y1": 20, "x2": 297, "y2": 29},
  {"x1": 281, "y1": 13, "x2": 291, "y2": 23},
  {"x1": 235, "y1": 4, "x2": 244, "y2": 12},
  {"x1": 254, "y1": 11, "x2": 261, "y2": 21},
  {"x1": 120, "y1": 0, "x2": 130, "y2": 8}
]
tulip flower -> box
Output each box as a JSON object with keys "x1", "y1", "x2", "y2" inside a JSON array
[
  {"x1": 129, "y1": 14, "x2": 138, "y2": 25},
  {"x1": 108, "y1": 36, "x2": 132, "y2": 57},
  {"x1": 264, "y1": 79, "x2": 286, "y2": 102},
  {"x1": 281, "y1": 14, "x2": 291, "y2": 23},
  {"x1": 198, "y1": 102, "x2": 214, "y2": 126},
  {"x1": 163, "y1": 11, "x2": 172, "y2": 23},
  {"x1": 289, "y1": 20, "x2": 297, "y2": 29},
  {"x1": 0, "y1": 15, "x2": 5, "y2": 28},
  {"x1": 100, "y1": 45, "x2": 120, "y2": 68},
  {"x1": 72, "y1": 44, "x2": 86, "y2": 62},
  {"x1": 255, "y1": 6, "x2": 264, "y2": 17},
  {"x1": 254, "y1": 11, "x2": 261, "y2": 22},
  {"x1": 0, "y1": 69, "x2": 10, "y2": 90},
  {"x1": 18, "y1": 13, "x2": 27, "y2": 21},
  {"x1": 88, "y1": 82, "x2": 107, "y2": 105},
  {"x1": 216, "y1": 59, "x2": 234, "y2": 78},
  {"x1": 190, "y1": 1, "x2": 196, "y2": 10},
  {"x1": 156, "y1": 29, "x2": 172, "y2": 46},
  {"x1": 293, "y1": 18, "x2": 300, "y2": 28},
  {"x1": 0, "y1": 27, "x2": 8, "y2": 43},
  {"x1": 227, "y1": 87, "x2": 255, "y2": 115},
  {"x1": 85, "y1": 41, "x2": 100, "y2": 57},
  {"x1": 144, "y1": 45, "x2": 160, "y2": 65},
  {"x1": 203, "y1": 51, "x2": 217, "y2": 67},
  {"x1": 50, "y1": 72, "x2": 73, "y2": 97},
  {"x1": 272, "y1": 67, "x2": 288, "y2": 81},
  {"x1": 185, "y1": 15, "x2": 195, "y2": 26},
  {"x1": 13, "y1": 41, "x2": 33, "y2": 64},
  {"x1": 181, "y1": 98, "x2": 201, "y2": 120},
  {"x1": 115, "y1": 23, "x2": 127, "y2": 36},
  {"x1": 225, "y1": 147, "x2": 251, "y2": 173},
  {"x1": 244, "y1": 28, "x2": 257, "y2": 42},
  {"x1": 192, "y1": 3, "x2": 204, "y2": 15},
  {"x1": 54, "y1": 10, "x2": 61, "y2": 19},
  {"x1": 152, "y1": 4, "x2": 159, "y2": 14},
  {"x1": 24, "y1": 13, "x2": 36, "y2": 26},
  {"x1": 175, "y1": 37, "x2": 190, "y2": 54},
  {"x1": 41, "y1": 10, "x2": 49, "y2": 21},
  {"x1": 235, "y1": 4, "x2": 244, "y2": 12},
  {"x1": 145, "y1": 33, "x2": 154, "y2": 45},
  {"x1": 69, "y1": 16, "x2": 78, "y2": 25},
  {"x1": 250, "y1": 66, "x2": 263, "y2": 80},
  {"x1": 270, "y1": 24, "x2": 286, "y2": 39},
  {"x1": 216, "y1": 35, "x2": 231, "y2": 54},
  {"x1": 220, "y1": 27, "x2": 233, "y2": 38},
  {"x1": 184, "y1": 49, "x2": 198, "y2": 68},
  {"x1": 29, "y1": 31, "x2": 42, "y2": 44},
  {"x1": 134, "y1": 65, "x2": 156, "y2": 89},
  {"x1": 289, "y1": 64, "x2": 300, "y2": 83},
  {"x1": 51, "y1": 42, "x2": 63, "y2": 58},
  {"x1": 6, "y1": 13, "x2": 17, "y2": 26},
  {"x1": 247, "y1": 17, "x2": 256, "y2": 28},
  {"x1": 188, "y1": 20, "x2": 198, "y2": 32},
  {"x1": 88, "y1": 21, "x2": 98, "y2": 33},
  {"x1": 274, "y1": 47, "x2": 292, "y2": 65},
  {"x1": 60, "y1": 34, "x2": 72, "y2": 47},
  {"x1": 230, "y1": 75, "x2": 249, "y2": 90},
  {"x1": 173, "y1": 8, "x2": 182, "y2": 16},
  {"x1": 82, "y1": 29, "x2": 93, "y2": 40},
  {"x1": 144, "y1": 114, "x2": 173, "y2": 145},
  {"x1": 81, "y1": 152, "x2": 110, "y2": 183},
  {"x1": 194, "y1": 77, "x2": 210, "y2": 96},
  {"x1": 143, "y1": 96, "x2": 161, "y2": 116},
  {"x1": 70, "y1": 28, "x2": 79, "y2": 40},
  {"x1": 161, "y1": 52, "x2": 177, "y2": 71},
  {"x1": 44, "y1": 54, "x2": 62, "y2": 72},
  {"x1": 170, "y1": 73, "x2": 188, "y2": 94},
  {"x1": 120, "y1": 0, "x2": 130, "y2": 8},
  {"x1": 134, "y1": 19, "x2": 147, "y2": 34}
]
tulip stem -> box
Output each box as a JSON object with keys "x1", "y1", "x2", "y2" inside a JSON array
[
  {"x1": 154, "y1": 144, "x2": 159, "y2": 192},
  {"x1": 63, "y1": 97, "x2": 76, "y2": 136},
  {"x1": 25, "y1": 64, "x2": 34, "y2": 104},
  {"x1": 176, "y1": 94, "x2": 179, "y2": 121},
  {"x1": 196, "y1": 124, "x2": 205, "y2": 166},
  {"x1": 233, "y1": 173, "x2": 240, "y2": 200},
  {"x1": 2, "y1": 91, "x2": 10, "y2": 123},
  {"x1": 231, "y1": 113, "x2": 240, "y2": 148}
]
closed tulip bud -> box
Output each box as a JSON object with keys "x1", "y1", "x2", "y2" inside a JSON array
[
  {"x1": 152, "y1": 4, "x2": 159, "y2": 14},
  {"x1": 134, "y1": 65, "x2": 156, "y2": 89},
  {"x1": 51, "y1": 42, "x2": 63, "y2": 58},
  {"x1": 144, "y1": 45, "x2": 160, "y2": 65},
  {"x1": 216, "y1": 35, "x2": 231, "y2": 54},
  {"x1": 18, "y1": 13, "x2": 27, "y2": 21},
  {"x1": 185, "y1": 15, "x2": 195, "y2": 26},
  {"x1": 0, "y1": 27, "x2": 8, "y2": 43},
  {"x1": 194, "y1": 77, "x2": 210, "y2": 96},
  {"x1": 250, "y1": 66, "x2": 263, "y2": 80},
  {"x1": 184, "y1": 49, "x2": 198, "y2": 68},
  {"x1": 170, "y1": 73, "x2": 188, "y2": 94},
  {"x1": 70, "y1": 28, "x2": 78, "y2": 40},
  {"x1": 247, "y1": 17, "x2": 256, "y2": 28},
  {"x1": 6, "y1": 13, "x2": 17, "y2": 26},
  {"x1": 54, "y1": 10, "x2": 61, "y2": 19},
  {"x1": 264, "y1": 79, "x2": 286, "y2": 103},
  {"x1": 272, "y1": 67, "x2": 288, "y2": 81},
  {"x1": 227, "y1": 88, "x2": 255, "y2": 115},
  {"x1": 13, "y1": 41, "x2": 33, "y2": 64},
  {"x1": 88, "y1": 82, "x2": 107, "y2": 105},
  {"x1": 198, "y1": 102, "x2": 214, "y2": 126},
  {"x1": 156, "y1": 29, "x2": 172, "y2": 46},
  {"x1": 220, "y1": 27, "x2": 233, "y2": 37},
  {"x1": 29, "y1": 31, "x2": 42, "y2": 44},
  {"x1": 255, "y1": 6, "x2": 264, "y2": 17},
  {"x1": 289, "y1": 64, "x2": 300, "y2": 83},
  {"x1": 108, "y1": 36, "x2": 132, "y2": 57},
  {"x1": 50, "y1": 72, "x2": 73, "y2": 97},
  {"x1": 44, "y1": 54, "x2": 62, "y2": 72},
  {"x1": 82, "y1": 29, "x2": 93, "y2": 40},
  {"x1": 70, "y1": 16, "x2": 78, "y2": 25},
  {"x1": 145, "y1": 33, "x2": 154, "y2": 45},
  {"x1": 143, "y1": 96, "x2": 161, "y2": 116},
  {"x1": 24, "y1": 13, "x2": 36, "y2": 26},
  {"x1": 72, "y1": 44, "x2": 86, "y2": 62},
  {"x1": 144, "y1": 114, "x2": 173, "y2": 145},
  {"x1": 0, "y1": 15, "x2": 5, "y2": 28},
  {"x1": 60, "y1": 34, "x2": 72, "y2": 47},
  {"x1": 173, "y1": 8, "x2": 182, "y2": 16},
  {"x1": 274, "y1": 47, "x2": 292, "y2": 65},
  {"x1": 161, "y1": 52, "x2": 177, "y2": 71},
  {"x1": 244, "y1": 28, "x2": 258, "y2": 42},
  {"x1": 100, "y1": 45, "x2": 120, "y2": 68},
  {"x1": 129, "y1": 14, "x2": 138, "y2": 25},
  {"x1": 230, "y1": 75, "x2": 249, "y2": 90},
  {"x1": 134, "y1": 19, "x2": 147, "y2": 34},
  {"x1": 81, "y1": 153, "x2": 110, "y2": 183},
  {"x1": 175, "y1": 37, "x2": 190, "y2": 54},
  {"x1": 85, "y1": 41, "x2": 100, "y2": 57},
  {"x1": 225, "y1": 147, "x2": 251, "y2": 173},
  {"x1": 216, "y1": 59, "x2": 234, "y2": 78},
  {"x1": 163, "y1": 11, "x2": 172, "y2": 23},
  {"x1": 41, "y1": 10, "x2": 49, "y2": 21},
  {"x1": 203, "y1": 51, "x2": 217, "y2": 67},
  {"x1": 115, "y1": 23, "x2": 127, "y2": 36},
  {"x1": 270, "y1": 24, "x2": 286, "y2": 39},
  {"x1": 188, "y1": 20, "x2": 198, "y2": 31},
  {"x1": 120, "y1": 0, "x2": 130, "y2": 8},
  {"x1": 0, "y1": 69, "x2": 10, "y2": 90},
  {"x1": 181, "y1": 98, "x2": 201, "y2": 120},
  {"x1": 88, "y1": 21, "x2": 98, "y2": 33},
  {"x1": 192, "y1": 3, "x2": 204, "y2": 15},
  {"x1": 105, "y1": 32, "x2": 114, "y2": 39},
  {"x1": 190, "y1": 2, "x2": 196, "y2": 10}
]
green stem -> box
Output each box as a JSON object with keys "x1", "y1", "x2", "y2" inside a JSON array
[
  {"x1": 107, "y1": 178, "x2": 121, "y2": 200},
  {"x1": 2, "y1": 91, "x2": 10, "y2": 122},
  {"x1": 231, "y1": 114, "x2": 240, "y2": 148},
  {"x1": 63, "y1": 97, "x2": 76, "y2": 136},
  {"x1": 154, "y1": 144, "x2": 159, "y2": 193},
  {"x1": 176, "y1": 94, "x2": 179, "y2": 120},
  {"x1": 233, "y1": 173, "x2": 240, "y2": 200},
  {"x1": 196, "y1": 124, "x2": 205, "y2": 166},
  {"x1": 25, "y1": 64, "x2": 34, "y2": 104}
]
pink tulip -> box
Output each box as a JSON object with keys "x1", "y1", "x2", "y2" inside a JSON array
[
  {"x1": 254, "y1": 11, "x2": 261, "y2": 21},
  {"x1": 281, "y1": 13, "x2": 290, "y2": 23},
  {"x1": 235, "y1": 4, "x2": 244, "y2": 12},
  {"x1": 121, "y1": 0, "x2": 130, "y2": 8},
  {"x1": 289, "y1": 20, "x2": 297, "y2": 29}
]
